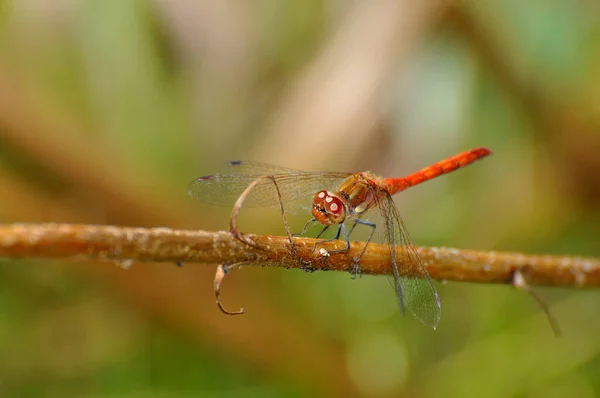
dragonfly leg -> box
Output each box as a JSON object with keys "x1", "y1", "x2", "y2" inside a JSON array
[
  {"x1": 292, "y1": 218, "x2": 318, "y2": 237},
  {"x1": 315, "y1": 225, "x2": 330, "y2": 239},
  {"x1": 312, "y1": 223, "x2": 351, "y2": 256},
  {"x1": 347, "y1": 218, "x2": 360, "y2": 237},
  {"x1": 214, "y1": 264, "x2": 246, "y2": 315},
  {"x1": 310, "y1": 225, "x2": 331, "y2": 252},
  {"x1": 348, "y1": 219, "x2": 377, "y2": 279},
  {"x1": 311, "y1": 223, "x2": 340, "y2": 251}
]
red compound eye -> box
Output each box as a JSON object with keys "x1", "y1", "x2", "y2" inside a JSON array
[
  {"x1": 312, "y1": 191, "x2": 346, "y2": 225},
  {"x1": 325, "y1": 195, "x2": 343, "y2": 215},
  {"x1": 313, "y1": 190, "x2": 328, "y2": 202}
]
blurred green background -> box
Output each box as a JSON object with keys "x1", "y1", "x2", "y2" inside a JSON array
[{"x1": 0, "y1": 0, "x2": 599, "y2": 397}]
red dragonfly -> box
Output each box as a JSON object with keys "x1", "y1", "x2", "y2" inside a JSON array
[{"x1": 188, "y1": 147, "x2": 491, "y2": 328}]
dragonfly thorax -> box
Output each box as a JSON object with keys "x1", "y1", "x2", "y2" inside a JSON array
[
  {"x1": 312, "y1": 190, "x2": 347, "y2": 225},
  {"x1": 338, "y1": 172, "x2": 380, "y2": 215}
]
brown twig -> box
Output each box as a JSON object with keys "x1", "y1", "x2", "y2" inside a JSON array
[{"x1": 0, "y1": 223, "x2": 598, "y2": 288}]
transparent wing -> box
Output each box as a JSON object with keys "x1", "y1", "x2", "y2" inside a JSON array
[
  {"x1": 375, "y1": 190, "x2": 441, "y2": 329},
  {"x1": 217, "y1": 160, "x2": 305, "y2": 175},
  {"x1": 187, "y1": 161, "x2": 351, "y2": 213}
]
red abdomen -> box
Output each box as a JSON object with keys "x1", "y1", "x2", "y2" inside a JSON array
[{"x1": 382, "y1": 147, "x2": 491, "y2": 195}]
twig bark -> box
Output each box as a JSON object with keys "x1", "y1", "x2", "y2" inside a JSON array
[{"x1": 0, "y1": 223, "x2": 598, "y2": 288}]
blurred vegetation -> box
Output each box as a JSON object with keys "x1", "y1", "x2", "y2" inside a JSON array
[{"x1": 0, "y1": 0, "x2": 599, "y2": 397}]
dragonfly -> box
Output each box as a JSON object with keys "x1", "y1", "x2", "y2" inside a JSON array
[{"x1": 188, "y1": 147, "x2": 492, "y2": 328}]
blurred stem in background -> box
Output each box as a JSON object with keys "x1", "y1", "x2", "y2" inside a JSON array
[{"x1": 0, "y1": 0, "x2": 598, "y2": 397}]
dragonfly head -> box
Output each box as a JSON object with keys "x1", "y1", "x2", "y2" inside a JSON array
[{"x1": 312, "y1": 190, "x2": 346, "y2": 225}]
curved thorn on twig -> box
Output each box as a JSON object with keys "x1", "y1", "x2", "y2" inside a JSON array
[
  {"x1": 513, "y1": 269, "x2": 562, "y2": 337},
  {"x1": 214, "y1": 264, "x2": 246, "y2": 315}
]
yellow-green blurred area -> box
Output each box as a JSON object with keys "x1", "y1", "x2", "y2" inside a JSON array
[{"x1": 0, "y1": 0, "x2": 599, "y2": 397}]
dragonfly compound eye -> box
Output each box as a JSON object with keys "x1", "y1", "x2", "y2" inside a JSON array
[{"x1": 312, "y1": 191, "x2": 346, "y2": 225}]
